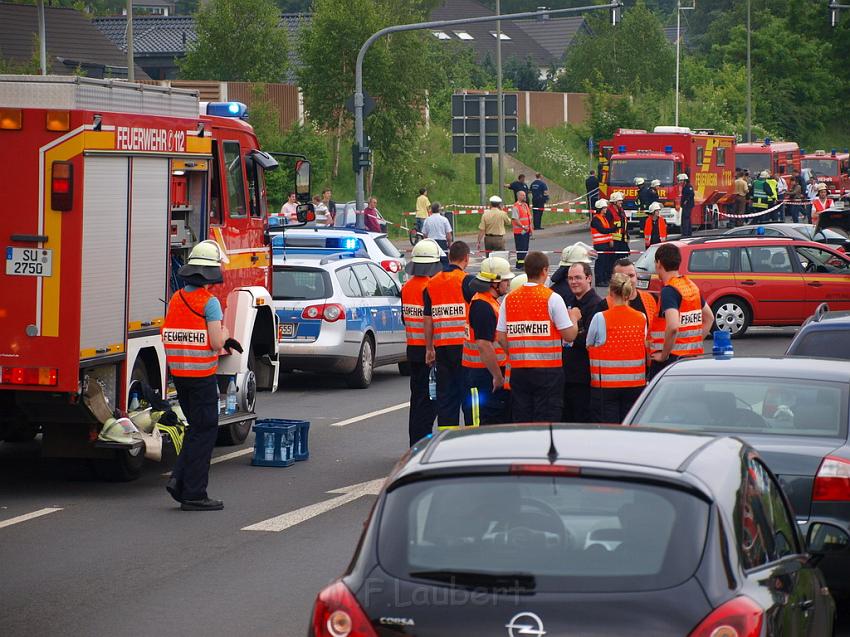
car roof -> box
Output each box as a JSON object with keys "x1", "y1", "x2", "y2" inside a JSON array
[
  {"x1": 283, "y1": 227, "x2": 386, "y2": 239},
  {"x1": 802, "y1": 310, "x2": 850, "y2": 327},
  {"x1": 678, "y1": 236, "x2": 805, "y2": 247},
  {"x1": 659, "y1": 356, "x2": 850, "y2": 382},
  {"x1": 402, "y1": 424, "x2": 722, "y2": 476}
]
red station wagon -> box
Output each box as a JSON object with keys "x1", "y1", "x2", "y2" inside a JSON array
[{"x1": 635, "y1": 237, "x2": 850, "y2": 337}]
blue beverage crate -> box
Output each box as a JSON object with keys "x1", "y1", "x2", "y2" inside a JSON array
[{"x1": 252, "y1": 420, "x2": 296, "y2": 467}]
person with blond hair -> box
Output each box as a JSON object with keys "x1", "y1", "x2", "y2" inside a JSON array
[{"x1": 586, "y1": 272, "x2": 648, "y2": 423}]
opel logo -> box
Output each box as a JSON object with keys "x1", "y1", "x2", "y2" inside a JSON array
[{"x1": 506, "y1": 611, "x2": 546, "y2": 637}]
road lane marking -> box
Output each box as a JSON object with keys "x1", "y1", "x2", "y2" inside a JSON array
[
  {"x1": 0, "y1": 507, "x2": 62, "y2": 530},
  {"x1": 330, "y1": 401, "x2": 409, "y2": 427},
  {"x1": 241, "y1": 478, "x2": 384, "y2": 532}
]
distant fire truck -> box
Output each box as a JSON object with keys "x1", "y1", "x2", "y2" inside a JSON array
[
  {"x1": 0, "y1": 75, "x2": 309, "y2": 480},
  {"x1": 598, "y1": 126, "x2": 736, "y2": 231},
  {"x1": 735, "y1": 139, "x2": 800, "y2": 179},
  {"x1": 801, "y1": 149, "x2": 850, "y2": 199}
]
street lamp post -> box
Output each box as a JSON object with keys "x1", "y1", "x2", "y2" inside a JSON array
[
  {"x1": 746, "y1": 0, "x2": 751, "y2": 143},
  {"x1": 830, "y1": 1, "x2": 850, "y2": 26},
  {"x1": 674, "y1": 1, "x2": 695, "y2": 127},
  {"x1": 351, "y1": 2, "x2": 623, "y2": 222},
  {"x1": 496, "y1": 0, "x2": 504, "y2": 200}
]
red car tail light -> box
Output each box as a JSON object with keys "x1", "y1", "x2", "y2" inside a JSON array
[
  {"x1": 301, "y1": 303, "x2": 345, "y2": 322},
  {"x1": 380, "y1": 259, "x2": 401, "y2": 273},
  {"x1": 688, "y1": 596, "x2": 763, "y2": 637},
  {"x1": 311, "y1": 580, "x2": 377, "y2": 637},
  {"x1": 51, "y1": 161, "x2": 74, "y2": 211},
  {"x1": 813, "y1": 456, "x2": 850, "y2": 501}
]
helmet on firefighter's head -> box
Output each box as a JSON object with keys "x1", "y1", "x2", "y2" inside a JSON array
[
  {"x1": 650, "y1": 179, "x2": 661, "y2": 188},
  {"x1": 634, "y1": 177, "x2": 645, "y2": 186},
  {"x1": 677, "y1": 173, "x2": 689, "y2": 181},
  {"x1": 476, "y1": 256, "x2": 515, "y2": 283},
  {"x1": 559, "y1": 243, "x2": 592, "y2": 266},
  {"x1": 178, "y1": 239, "x2": 227, "y2": 284},
  {"x1": 648, "y1": 201, "x2": 663, "y2": 214},
  {"x1": 759, "y1": 170, "x2": 770, "y2": 179},
  {"x1": 489, "y1": 195, "x2": 503, "y2": 206},
  {"x1": 610, "y1": 191, "x2": 625, "y2": 203},
  {"x1": 405, "y1": 238, "x2": 443, "y2": 277},
  {"x1": 509, "y1": 273, "x2": 528, "y2": 292},
  {"x1": 594, "y1": 198, "x2": 609, "y2": 210}
]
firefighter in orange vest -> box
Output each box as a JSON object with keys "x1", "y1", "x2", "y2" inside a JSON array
[
  {"x1": 424, "y1": 241, "x2": 475, "y2": 429},
  {"x1": 650, "y1": 243, "x2": 714, "y2": 378},
  {"x1": 401, "y1": 239, "x2": 442, "y2": 445},
  {"x1": 462, "y1": 256, "x2": 514, "y2": 427},
  {"x1": 643, "y1": 201, "x2": 667, "y2": 248},
  {"x1": 812, "y1": 182, "x2": 831, "y2": 226},
  {"x1": 587, "y1": 272, "x2": 648, "y2": 422},
  {"x1": 162, "y1": 240, "x2": 233, "y2": 511},
  {"x1": 591, "y1": 198, "x2": 613, "y2": 286},
  {"x1": 511, "y1": 190, "x2": 533, "y2": 270},
  {"x1": 496, "y1": 251, "x2": 580, "y2": 422}
]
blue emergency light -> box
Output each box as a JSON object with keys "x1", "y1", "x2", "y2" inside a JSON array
[
  {"x1": 618, "y1": 145, "x2": 627, "y2": 153},
  {"x1": 206, "y1": 101, "x2": 249, "y2": 120},
  {"x1": 764, "y1": 137, "x2": 771, "y2": 145},
  {"x1": 756, "y1": 226, "x2": 765, "y2": 235},
  {"x1": 664, "y1": 145, "x2": 673, "y2": 154},
  {"x1": 800, "y1": 148, "x2": 806, "y2": 154},
  {"x1": 831, "y1": 148, "x2": 837, "y2": 157}
]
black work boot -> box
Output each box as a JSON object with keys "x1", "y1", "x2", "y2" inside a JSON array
[{"x1": 181, "y1": 498, "x2": 224, "y2": 511}]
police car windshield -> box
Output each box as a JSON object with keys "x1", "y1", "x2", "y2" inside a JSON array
[
  {"x1": 272, "y1": 267, "x2": 330, "y2": 300},
  {"x1": 736, "y1": 153, "x2": 771, "y2": 176},
  {"x1": 378, "y1": 475, "x2": 709, "y2": 593},
  {"x1": 802, "y1": 159, "x2": 839, "y2": 177},
  {"x1": 609, "y1": 159, "x2": 674, "y2": 186}
]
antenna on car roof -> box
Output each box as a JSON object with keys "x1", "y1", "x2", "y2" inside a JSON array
[{"x1": 547, "y1": 423, "x2": 558, "y2": 464}]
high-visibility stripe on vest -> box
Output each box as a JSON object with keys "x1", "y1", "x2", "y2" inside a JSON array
[
  {"x1": 462, "y1": 292, "x2": 507, "y2": 368},
  {"x1": 667, "y1": 276, "x2": 704, "y2": 357},
  {"x1": 427, "y1": 268, "x2": 468, "y2": 347},
  {"x1": 162, "y1": 288, "x2": 218, "y2": 377},
  {"x1": 504, "y1": 284, "x2": 562, "y2": 368},
  {"x1": 588, "y1": 305, "x2": 647, "y2": 389},
  {"x1": 608, "y1": 205, "x2": 625, "y2": 241},
  {"x1": 401, "y1": 275, "x2": 429, "y2": 346},
  {"x1": 591, "y1": 213, "x2": 613, "y2": 246},
  {"x1": 512, "y1": 202, "x2": 532, "y2": 235}
]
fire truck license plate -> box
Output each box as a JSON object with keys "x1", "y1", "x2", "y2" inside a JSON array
[
  {"x1": 278, "y1": 323, "x2": 296, "y2": 339},
  {"x1": 6, "y1": 247, "x2": 52, "y2": 277}
]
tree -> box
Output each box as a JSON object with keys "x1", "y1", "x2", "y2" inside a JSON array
[
  {"x1": 504, "y1": 54, "x2": 545, "y2": 91},
  {"x1": 179, "y1": 0, "x2": 289, "y2": 82}
]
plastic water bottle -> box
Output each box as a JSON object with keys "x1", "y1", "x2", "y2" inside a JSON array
[
  {"x1": 128, "y1": 392, "x2": 140, "y2": 412},
  {"x1": 712, "y1": 330, "x2": 734, "y2": 359},
  {"x1": 428, "y1": 368, "x2": 437, "y2": 401},
  {"x1": 280, "y1": 431, "x2": 290, "y2": 462},
  {"x1": 264, "y1": 432, "x2": 275, "y2": 461},
  {"x1": 226, "y1": 376, "x2": 238, "y2": 414}
]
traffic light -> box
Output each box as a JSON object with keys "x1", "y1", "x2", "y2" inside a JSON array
[{"x1": 351, "y1": 142, "x2": 373, "y2": 173}]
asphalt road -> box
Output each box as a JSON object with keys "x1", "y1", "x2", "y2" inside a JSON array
[{"x1": 0, "y1": 227, "x2": 842, "y2": 636}]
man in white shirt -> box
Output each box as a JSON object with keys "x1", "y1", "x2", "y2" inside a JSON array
[
  {"x1": 421, "y1": 202, "x2": 453, "y2": 252},
  {"x1": 280, "y1": 192, "x2": 298, "y2": 221}
]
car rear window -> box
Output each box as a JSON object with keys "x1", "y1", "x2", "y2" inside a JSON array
[
  {"x1": 272, "y1": 267, "x2": 330, "y2": 300},
  {"x1": 789, "y1": 331, "x2": 850, "y2": 360},
  {"x1": 633, "y1": 377, "x2": 848, "y2": 438},
  {"x1": 378, "y1": 476, "x2": 709, "y2": 593},
  {"x1": 374, "y1": 235, "x2": 403, "y2": 258}
]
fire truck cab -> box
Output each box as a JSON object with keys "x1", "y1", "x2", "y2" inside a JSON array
[
  {"x1": 598, "y1": 126, "x2": 736, "y2": 232},
  {"x1": 0, "y1": 76, "x2": 303, "y2": 480},
  {"x1": 735, "y1": 139, "x2": 800, "y2": 179},
  {"x1": 801, "y1": 149, "x2": 850, "y2": 200}
]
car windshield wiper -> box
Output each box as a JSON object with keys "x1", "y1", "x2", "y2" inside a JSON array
[{"x1": 409, "y1": 570, "x2": 536, "y2": 591}]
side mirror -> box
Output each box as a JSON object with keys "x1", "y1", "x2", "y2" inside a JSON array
[
  {"x1": 295, "y1": 159, "x2": 311, "y2": 203},
  {"x1": 296, "y1": 203, "x2": 316, "y2": 224},
  {"x1": 806, "y1": 521, "x2": 850, "y2": 560}
]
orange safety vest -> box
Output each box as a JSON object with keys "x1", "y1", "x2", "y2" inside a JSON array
[
  {"x1": 427, "y1": 268, "x2": 468, "y2": 347},
  {"x1": 401, "y1": 276, "x2": 429, "y2": 347},
  {"x1": 643, "y1": 216, "x2": 667, "y2": 248},
  {"x1": 608, "y1": 204, "x2": 625, "y2": 242},
  {"x1": 462, "y1": 293, "x2": 507, "y2": 369},
  {"x1": 512, "y1": 202, "x2": 532, "y2": 235},
  {"x1": 591, "y1": 213, "x2": 613, "y2": 246},
  {"x1": 162, "y1": 288, "x2": 219, "y2": 378},
  {"x1": 503, "y1": 284, "x2": 562, "y2": 368},
  {"x1": 812, "y1": 197, "x2": 830, "y2": 224},
  {"x1": 588, "y1": 305, "x2": 647, "y2": 389},
  {"x1": 667, "y1": 276, "x2": 704, "y2": 357},
  {"x1": 640, "y1": 291, "x2": 666, "y2": 355}
]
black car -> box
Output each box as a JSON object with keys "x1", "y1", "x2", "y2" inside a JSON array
[
  {"x1": 308, "y1": 425, "x2": 839, "y2": 636},
  {"x1": 787, "y1": 303, "x2": 850, "y2": 359},
  {"x1": 624, "y1": 356, "x2": 850, "y2": 600}
]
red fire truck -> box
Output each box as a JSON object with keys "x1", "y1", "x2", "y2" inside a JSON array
[
  {"x1": 735, "y1": 139, "x2": 800, "y2": 179},
  {"x1": 0, "y1": 75, "x2": 307, "y2": 479},
  {"x1": 598, "y1": 126, "x2": 736, "y2": 231},
  {"x1": 800, "y1": 149, "x2": 850, "y2": 199}
]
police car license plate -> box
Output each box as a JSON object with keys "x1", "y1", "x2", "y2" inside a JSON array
[
  {"x1": 637, "y1": 279, "x2": 649, "y2": 289},
  {"x1": 6, "y1": 247, "x2": 52, "y2": 277},
  {"x1": 278, "y1": 322, "x2": 297, "y2": 339}
]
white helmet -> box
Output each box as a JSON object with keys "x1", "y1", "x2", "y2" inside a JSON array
[
  {"x1": 187, "y1": 239, "x2": 228, "y2": 266},
  {"x1": 410, "y1": 238, "x2": 441, "y2": 264},
  {"x1": 759, "y1": 170, "x2": 770, "y2": 179},
  {"x1": 634, "y1": 177, "x2": 645, "y2": 186},
  {"x1": 594, "y1": 198, "x2": 609, "y2": 210},
  {"x1": 559, "y1": 243, "x2": 592, "y2": 266},
  {"x1": 816, "y1": 182, "x2": 828, "y2": 191},
  {"x1": 650, "y1": 179, "x2": 661, "y2": 188},
  {"x1": 648, "y1": 201, "x2": 663, "y2": 213},
  {"x1": 610, "y1": 191, "x2": 625, "y2": 202},
  {"x1": 677, "y1": 173, "x2": 689, "y2": 181},
  {"x1": 509, "y1": 273, "x2": 528, "y2": 292},
  {"x1": 476, "y1": 256, "x2": 515, "y2": 283},
  {"x1": 489, "y1": 195, "x2": 503, "y2": 205}
]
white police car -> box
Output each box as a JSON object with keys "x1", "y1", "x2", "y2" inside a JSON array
[
  {"x1": 272, "y1": 251, "x2": 407, "y2": 388},
  {"x1": 271, "y1": 225, "x2": 407, "y2": 286}
]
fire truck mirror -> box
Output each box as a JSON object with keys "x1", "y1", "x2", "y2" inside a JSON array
[{"x1": 295, "y1": 159, "x2": 311, "y2": 203}]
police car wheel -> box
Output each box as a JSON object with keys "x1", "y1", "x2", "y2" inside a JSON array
[
  {"x1": 346, "y1": 337, "x2": 374, "y2": 389},
  {"x1": 711, "y1": 296, "x2": 751, "y2": 338}
]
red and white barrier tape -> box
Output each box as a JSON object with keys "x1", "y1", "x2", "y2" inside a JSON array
[{"x1": 402, "y1": 207, "x2": 592, "y2": 216}]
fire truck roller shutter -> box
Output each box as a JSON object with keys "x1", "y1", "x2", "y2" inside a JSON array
[
  {"x1": 80, "y1": 157, "x2": 129, "y2": 359},
  {"x1": 128, "y1": 157, "x2": 169, "y2": 335}
]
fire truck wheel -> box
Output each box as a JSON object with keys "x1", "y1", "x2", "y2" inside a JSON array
[
  {"x1": 711, "y1": 296, "x2": 751, "y2": 338},
  {"x1": 346, "y1": 336, "x2": 375, "y2": 389},
  {"x1": 398, "y1": 361, "x2": 411, "y2": 376},
  {"x1": 217, "y1": 418, "x2": 251, "y2": 446},
  {"x1": 94, "y1": 447, "x2": 145, "y2": 482}
]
